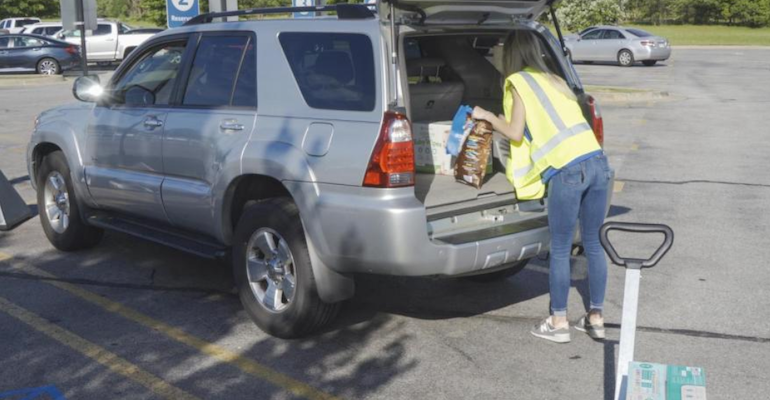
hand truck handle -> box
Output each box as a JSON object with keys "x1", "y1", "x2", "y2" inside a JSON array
[{"x1": 599, "y1": 222, "x2": 674, "y2": 269}]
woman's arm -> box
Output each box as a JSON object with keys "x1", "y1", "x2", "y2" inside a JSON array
[{"x1": 471, "y1": 88, "x2": 526, "y2": 143}]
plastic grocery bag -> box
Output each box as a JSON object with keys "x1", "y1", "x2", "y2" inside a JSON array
[{"x1": 445, "y1": 105, "x2": 474, "y2": 156}]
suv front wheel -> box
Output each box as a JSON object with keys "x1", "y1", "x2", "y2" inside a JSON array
[
  {"x1": 232, "y1": 198, "x2": 339, "y2": 338},
  {"x1": 37, "y1": 151, "x2": 103, "y2": 251}
]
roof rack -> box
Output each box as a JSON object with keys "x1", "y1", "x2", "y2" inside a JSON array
[{"x1": 184, "y1": 3, "x2": 376, "y2": 26}]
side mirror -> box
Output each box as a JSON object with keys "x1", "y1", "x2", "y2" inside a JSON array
[{"x1": 72, "y1": 75, "x2": 102, "y2": 102}]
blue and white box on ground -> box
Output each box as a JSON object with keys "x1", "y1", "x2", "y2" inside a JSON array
[{"x1": 627, "y1": 362, "x2": 706, "y2": 400}]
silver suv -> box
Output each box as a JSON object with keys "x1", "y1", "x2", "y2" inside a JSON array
[{"x1": 26, "y1": 0, "x2": 612, "y2": 338}]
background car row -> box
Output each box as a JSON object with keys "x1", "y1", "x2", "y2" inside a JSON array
[
  {"x1": 565, "y1": 26, "x2": 671, "y2": 67},
  {"x1": 0, "y1": 34, "x2": 81, "y2": 74}
]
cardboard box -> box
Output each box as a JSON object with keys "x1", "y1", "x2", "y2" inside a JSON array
[
  {"x1": 413, "y1": 121, "x2": 492, "y2": 176},
  {"x1": 627, "y1": 362, "x2": 707, "y2": 400},
  {"x1": 413, "y1": 121, "x2": 454, "y2": 175}
]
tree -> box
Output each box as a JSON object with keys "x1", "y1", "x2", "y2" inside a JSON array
[
  {"x1": 0, "y1": 0, "x2": 59, "y2": 20},
  {"x1": 722, "y1": 0, "x2": 770, "y2": 27},
  {"x1": 555, "y1": 0, "x2": 624, "y2": 33}
]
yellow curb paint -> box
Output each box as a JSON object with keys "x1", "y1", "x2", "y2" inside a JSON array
[
  {"x1": 0, "y1": 296, "x2": 201, "y2": 400},
  {"x1": 0, "y1": 252, "x2": 11, "y2": 262},
  {"x1": 614, "y1": 181, "x2": 625, "y2": 193},
  {"x1": 8, "y1": 260, "x2": 339, "y2": 400}
]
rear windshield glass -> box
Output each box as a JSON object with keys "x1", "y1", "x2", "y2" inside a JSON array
[
  {"x1": 279, "y1": 32, "x2": 375, "y2": 112},
  {"x1": 626, "y1": 29, "x2": 652, "y2": 38}
]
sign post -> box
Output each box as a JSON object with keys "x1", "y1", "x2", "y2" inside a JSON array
[
  {"x1": 167, "y1": 0, "x2": 201, "y2": 28},
  {"x1": 209, "y1": 0, "x2": 239, "y2": 21},
  {"x1": 60, "y1": 0, "x2": 97, "y2": 76}
]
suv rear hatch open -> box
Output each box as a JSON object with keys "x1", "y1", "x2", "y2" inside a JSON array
[{"x1": 380, "y1": 0, "x2": 555, "y2": 24}]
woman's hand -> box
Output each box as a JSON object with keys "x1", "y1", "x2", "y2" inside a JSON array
[{"x1": 472, "y1": 106, "x2": 492, "y2": 122}]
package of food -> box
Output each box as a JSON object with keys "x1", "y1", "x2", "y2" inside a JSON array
[{"x1": 454, "y1": 119, "x2": 493, "y2": 189}]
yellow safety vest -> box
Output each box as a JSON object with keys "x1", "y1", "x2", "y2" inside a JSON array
[{"x1": 504, "y1": 67, "x2": 601, "y2": 200}]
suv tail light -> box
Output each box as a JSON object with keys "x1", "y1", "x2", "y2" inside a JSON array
[
  {"x1": 65, "y1": 45, "x2": 78, "y2": 55},
  {"x1": 587, "y1": 95, "x2": 604, "y2": 147},
  {"x1": 363, "y1": 111, "x2": 415, "y2": 188}
]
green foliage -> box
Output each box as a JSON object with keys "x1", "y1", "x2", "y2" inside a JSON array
[
  {"x1": 0, "y1": 0, "x2": 59, "y2": 20},
  {"x1": 556, "y1": 0, "x2": 624, "y2": 33}
]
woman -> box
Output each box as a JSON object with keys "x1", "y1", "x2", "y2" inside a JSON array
[{"x1": 472, "y1": 30, "x2": 611, "y2": 343}]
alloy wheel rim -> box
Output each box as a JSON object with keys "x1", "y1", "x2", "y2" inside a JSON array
[
  {"x1": 40, "y1": 60, "x2": 57, "y2": 75},
  {"x1": 245, "y1": 228, "x2": 297, "y2": 313},
  {"x1": 43, "y1": 171, "x2": 70, "y2": 233},
  {"x1": 620, "y1": 52, "x2": 631, "y2": 65}
]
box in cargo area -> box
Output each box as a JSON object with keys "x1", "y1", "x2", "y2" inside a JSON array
[
  {"x1": 412, "y1": 121, "x2": 453, "y2": 175},
  {"x1": 627, "y1": 362, "x2": 706, "y2": 400},
  {"x1": 413, "y1": 121, "x2": 492, "y2": 176}
]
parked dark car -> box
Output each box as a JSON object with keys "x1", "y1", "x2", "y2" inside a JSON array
[{"x1": 0, "y1": 34, "x2": 80, "y2": 74}]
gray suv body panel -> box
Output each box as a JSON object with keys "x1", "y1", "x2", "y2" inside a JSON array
[{"x1": 28, "y1": 16, "x2": 612, "y2": 304}]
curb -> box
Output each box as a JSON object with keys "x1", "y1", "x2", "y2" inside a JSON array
[
  {"x1": 672, "y1": 45, "x2": 770, "y2": 50},
  {"x1": 585, "y1": 86, "x2": 673, "y2": 103},
  {"x1": 0, "y1": 75, "x2": 68, "y2": 88}
]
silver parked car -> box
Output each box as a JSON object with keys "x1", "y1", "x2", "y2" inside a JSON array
[
  {"x1": 565, "y1": 26, "x2": 671, "y2": 67},
  {"x1": 27, "y1": 0, "x2": 613, "y2": 338}
]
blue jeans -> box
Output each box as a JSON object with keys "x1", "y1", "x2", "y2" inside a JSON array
[{"x1": 547, "y1": 153, "x2": 612, "y2": 317}]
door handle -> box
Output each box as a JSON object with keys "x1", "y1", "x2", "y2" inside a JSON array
[
  {"x1": 220, "y1": 120, "x2": 244, "y2": 131},
  {"x1": 143, "y1": 117, "x2": 163, "y2": 129}
]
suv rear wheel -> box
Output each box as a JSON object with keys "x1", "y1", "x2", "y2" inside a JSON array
[
  {"x1": 463, "y1": 259, "x2": 530, "y2": 283},
  {"x1": 37, "y1": 151, "x2": 103, "y2": 250},
  {"x1": 232, "y1": 198, "x2": 339, "y2": 338}
]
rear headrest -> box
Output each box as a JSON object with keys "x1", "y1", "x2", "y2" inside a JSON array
[
  {"x1": 407, "y1": 58, "x2": 446, "y2": 78},
  {"x1": 314, "y1": 51, "x2": 355, "y2": 84}
]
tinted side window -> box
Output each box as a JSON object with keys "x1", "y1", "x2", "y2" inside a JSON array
[
  {"x1": 112, "y1": 41, "x2": 186, "y2": 106},
  {"x1": 582, "y1": 30, "x2": 603, "y2": 40},
  {"x1": 279, "y1": 32, "x2": 375, "y2": 112},
  {"x1": 94, "y1": 24, "x2": 112, "y2": 36},
  {"x1": 0, "y1": 37, "x2": 9, "y2": 49},
  {"x1": 232, "y1": 40, "x2": 257, "y2": 108},
  {"x1": 183, "y1": 35, "x2": 249, "y2": 107},
  {"x1": 604, "y1": 30, "x2": 625, "y2": 40}
]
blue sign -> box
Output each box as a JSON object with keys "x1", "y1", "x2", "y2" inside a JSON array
[
  {"x1": 167, "y1": 0, "x2": 200, "y2": 28},
  {"x1": 0, "y1": 385, "x2": 65, "y2": 399},
  {"x1": 293, "y1": 0, "x2": 315, "y2": 19}
]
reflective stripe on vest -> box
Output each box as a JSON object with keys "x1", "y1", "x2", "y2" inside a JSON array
[{"x1": 503, "y1": 69, "x2": 601, "y2": 198}]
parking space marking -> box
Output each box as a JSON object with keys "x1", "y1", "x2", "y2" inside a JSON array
[
  {"x1": 4, "y1": 259, "x2": 340, "y2": 400},
  {"x1": 0, "y1": 296, "x2": 200, "y2": 400},
  {"x1": 614, "y1": 181, "x2": 625, "y2": 193},
  {"x1": 0, "y1": 252, "x2": 11, "y2": 262}
]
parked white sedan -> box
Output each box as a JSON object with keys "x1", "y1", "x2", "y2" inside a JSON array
[{"x1": 565, "y1": 26, "x2": 671, "y2": 67}]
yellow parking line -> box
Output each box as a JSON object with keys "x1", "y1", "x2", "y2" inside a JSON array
[
  {"x1": 0, "y1": 296, "x2": 200, "y2": 400},
  {"x1": 614, "y1": 181, "x2": 625, "y2": 193},
  {"x1": 5, "y1": 259, "x2": 339, "y2": 400},
  {"x1": 0, "y1": 252, "x2": 11, "y2": 262}
]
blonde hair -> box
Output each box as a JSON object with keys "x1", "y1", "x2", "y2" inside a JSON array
[{"x1": 503, "y1": 30, "x2": 575, "y2": 100}]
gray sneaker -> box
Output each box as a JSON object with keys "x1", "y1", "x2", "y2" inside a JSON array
[
  {"x1": 530, "y1": 318, "x2": 571, "y2": 343},
  {"x1": 574, "y1": 314, "x2": 606, "y2": 340}
]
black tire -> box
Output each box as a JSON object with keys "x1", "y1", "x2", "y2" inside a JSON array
[
  {"x1": 642, "y1": 60, "x2": 658, "y2": 66},
  {"x1": 36, "y1": 58, "x2": 60, "y2": 75},
  {"x1": 618, "y1": 49, "x2": 635, "y2": 67},
  {"x1": 37, "y1": 151, "x2": 103, "y2": 251},
  {"x1": 463, "y1": 259, "x2": 530, "y2": 283},
  {"x1": 232, "y1": 198, "x2": 339, "y2": 338}
]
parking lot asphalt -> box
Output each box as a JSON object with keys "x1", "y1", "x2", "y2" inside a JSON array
[{"x1": 1, "y1": 48, "x2": 769, "y2": 400}]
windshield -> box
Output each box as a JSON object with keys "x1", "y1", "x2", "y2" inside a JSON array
[{"x1": 626, "y1": 28, "x2": 653, "y2": 38}]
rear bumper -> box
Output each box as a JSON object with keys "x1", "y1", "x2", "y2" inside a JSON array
[
  {"x1": 635, "y1": 46, "x2": 672, "y2": 61},
  {"x1": 287, "y1": 170, "x2": 614, "y2": 277}
]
